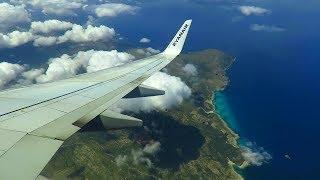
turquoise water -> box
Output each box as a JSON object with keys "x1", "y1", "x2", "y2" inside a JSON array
[
  {"x1": 1, "y1": 0, "x2": 319, "y2": 178},
  {"x1": 213, "y1": 91, "x2": 239, "y2": 132}
]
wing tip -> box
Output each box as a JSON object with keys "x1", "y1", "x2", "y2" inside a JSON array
[{"x1": 163, "y1": 19, "x2": 192, "y2": 56}]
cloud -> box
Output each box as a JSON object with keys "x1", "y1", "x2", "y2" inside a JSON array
[
  {"x1": 31, "y1": 20, "x2": 74, "y2": 34},
  {"x1": 36, "y1": 50, "x2": 134, "y2": 83},
  {"x1": 0, "y1": 3, "x2": 30, "y2": 30},
  {"x1": 1, "y1": 47, "x2": 189, "y2": 114},
  {"x1": 0, "y1": 31, "x2": 34, "y2": 48},
  {"x1": 114, "y1": 142, "x2": 161, "y2": 168},
  {"x1": 250, "y1": 24, "x2": 286, "y2": 32},
  {"x1": 115, "y1": 71, "x2": 191, "y2": 113},
  {"x1": 25, "y1": 0, "x2": 86, "y2": 16},
  {"x1": 0, "y1": 62, "x2": 25, "y2": 89},
  {"x1": 136, "y1": 47, "x2": 160, "y2": 57},
  {"x1": 183, "y1": 63, "x2": 198, "y2": 76},
  {"x1": 94, "y1": 3, "x2": 138, "y2": 17},
  {"x1": 57, "y1": 24, "x2": 115, "y2": 44},
  {"x1": 139, "y1": 38, "x2": 151, "y2": 43},
  {"x1": 1, "y1": 49, "x2": 134, "y2": 88},
  {"x1": 143, "y1": 141, "x2": 161, "y2": 154},
  {"x1": 131, "y1": 149, "x2": 152, "y2": 167},
  {"x1": 238, "y1": 6, "x2": 270, "y2": 16},
  {"x1": 241, "y1": 141, "x2": 272, "y2": 166},
  {"x1": 33, "y1": 36, "x2": 58, "y2": 47},
  {"x1": 132, "y1": 141, "x2": 161, "y2": 168},
  {"x1": 22, "y1": 68, "x2": 45, "y2": 80},
  {"x1": 84, "y1": 50, "x2": 135, "y2": 73},
  {"x1": 0, "y1": 22, "x2": 116, "y2": 48},
  {"x1": 115, "y1": 155, "x2": 127, "y2": 167},
  {"x1": 17, "y1": 68, "x2": 45, "y2": 85}
]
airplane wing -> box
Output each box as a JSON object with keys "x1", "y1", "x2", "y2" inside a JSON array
[{"x1": 0, "y1": 20, "x2": 192, "y2": 180}]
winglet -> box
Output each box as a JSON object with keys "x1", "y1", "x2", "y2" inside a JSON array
[{"x1": 163, "y1": 20, "x2": 192, "y2": 56}]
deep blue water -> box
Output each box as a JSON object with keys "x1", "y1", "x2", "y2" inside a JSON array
[
  {"x1": 2, "y1": 0, "x2": 319, "y2": 179},
  {"x1": 112, "y1": 1, "x2": 320, "y2": 179}
]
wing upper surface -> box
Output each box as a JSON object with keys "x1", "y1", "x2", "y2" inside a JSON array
[{"x1": 0, "y1": 20, "x2": 192, "y2": 180}]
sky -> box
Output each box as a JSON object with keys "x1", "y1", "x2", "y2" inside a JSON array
[
  {"x1": 0, "y1": 0, "x2": 195, "y2": 117},
  {"x1": 2, "y1": 0, "x2": 317, "y2": 178}
]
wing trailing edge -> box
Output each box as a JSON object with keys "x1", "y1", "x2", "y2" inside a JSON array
[
  {"x1": 99, "y1": 110, "x2": 143, "y2": 129},
  {"x1": 124, "y1": 84, "x2": 165, "y2": 98}
]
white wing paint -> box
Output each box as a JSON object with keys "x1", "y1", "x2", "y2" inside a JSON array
[{"x1": 0, "y1": 20, "x2": 192, "y2": 180}]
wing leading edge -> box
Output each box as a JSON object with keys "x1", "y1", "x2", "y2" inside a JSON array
[{"x1": 0, "y1": 20, "x2": 192, "y2": 180}]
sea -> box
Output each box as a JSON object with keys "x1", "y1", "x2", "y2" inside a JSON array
[
  {"x1": 1, "y1": 0, "x2": 319, "y2": 179},
  {"x1": 109, "y1": 0, "x2": 320, "y2": 179}
]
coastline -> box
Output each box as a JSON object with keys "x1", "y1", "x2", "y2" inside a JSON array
[
  {"x1": 170, "y1": 49, "x2": 247, "y2": 179},
  {"x1": 42, "y1": 49, "x2": 248, "y2": 179}
]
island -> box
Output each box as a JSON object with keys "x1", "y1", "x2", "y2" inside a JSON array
[{"x1": 41, "y1": 49, "x2": 246, "y2": 179}]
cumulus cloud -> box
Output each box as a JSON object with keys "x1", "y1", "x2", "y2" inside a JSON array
[
  {"x1": 0, "y1": 31, "x2": 34, "y2": 48},
  {"x1": 84, "y1": 50, "x2": 135, "y2": 73},
  {"x1": 22, "y1": 68, "x2": 45, "y2": 80},
  {"x1": 115, "y1": 71, "x2": 191, "y2": 113},
  {"x1": 241, "y1": 141, "x2": 272, "y2": 166},
  {"x1": 25, "y1": 0, "x2": 86, "y2": 16},
  {"x1": 0, "y1": 21, "x2": 116, "y2": 48},
  {"x1": 114, "y1": 142, "x2": 161, "y2": 168},
  {"x1": 238, "y1": 6, "x2": 270, "y2": 16},
  {"x1": 139, "y1": 38, "x2": 151, "y2": 43},
  {"x1": 0, "y1": 3, "x2": 30, "y2": 29},
  {"x1": 18, "y1": 68, "x2": 45, "y2": 85},
  {"x1": 115, "y1": 155, "x2": 127, "y2": 166},
  {"x1": 94, "y1": 3, "x2": 138, "y2": 17},
  {"x1": 57, "y1": 24, "x2": 115, "y2": 44},
  {"x1": 143, "y1": 141, "x2": 161, "y2": 154},
  {"x1": 183, "y1": 63, "x2": 198, "y2": 76},
  {"x1": 250, "y1": 24, "x2": 286, "y2": 32},
  {"x1": 36, "y1": 50, "x2": 134, "y2": 83},
  {"x1": 136, "y1": 47, "x2": 160, "y2": 57},
  {"x1": 33, "y1": 36, "x2": 58, "y2": 47},
  {"x1": 0, "y1": 62, "x2": 25, "y2": 89},
  {"x1": 1, "y1": 49, "x2": 134, "y2": 88},
  {"x1": 31, "y1": 20, "x2": 74, "y2": 34},
  {"x1": 132, "y1": 141, "x2": 161, "y2": 168}
]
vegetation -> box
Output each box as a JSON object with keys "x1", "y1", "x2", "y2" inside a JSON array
[{"x1": 41, "y1": 49, "x2": 245, "y2": 179}]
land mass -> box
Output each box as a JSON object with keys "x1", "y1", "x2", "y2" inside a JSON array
[{"x1": 41, "y1": 49, "x2": 245, "y2": 179}]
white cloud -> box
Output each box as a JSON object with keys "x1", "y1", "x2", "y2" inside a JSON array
[
  {"x1": 1, "y1": 49, "x2": 133, "y2": 86},
  {"x1": 238, "y1": 6, "x2": 270, "y2": 16},
  {"x1": 0, "y1": 62, "x2": 25, "y2": 89},
  {"x1": 0, "y1": 23, "x2": 116, "y2": 48},
  {"x1": 139, "y1": 38, "x2": 151, "y2": 43},
  {"x1": 26, "y1": 0, "x2": 86, "y2": 16},
  {"x1": 94, "y1": 3, "x2": 138, "y2": 17},
  {"x1": 136, "y1": 47, "x2": 160, "y2": 57},
  {"x1": 57, "y1": 24, "x2": 115, "y2": 44},
  {"x1": 115, "y1": 155, "x2": 127, "y2": 166},
  {"x1": 22, "y1": 68, "x2": 45, "y2": 80},
  {"x1": 131, "y1": 141, "x2": 161, "y2": 168},
  {"x1": 143, "y1": 142, "x2": 161, "y2": 154},
  {"x1": 115, "y1": 72, "x2": 191, "y2": 113},
  {"x1": 36, "y1": 50, "x2": 134, "y2": 83},
  {"x1": 146, "y1": 47, "x2": 161, "y2": 54},
  {"x1": 31, "y1": 20, "x2": 74, "y2": 34},
  {"x1": 183, "y1": 63, "x2": 198, "y2": 76},
  {"x1": 36, "y1": 54, "x2": 81, "y2": 83},
  {"x1": 84, "y1": 50, "x2": 135, "y2": 73},
  {"x1": 18, "y1": 68, "x2": 45, "y2": 85},
  {"x1": 241, "y1": 142, "x2": 272, "y2": 166},
  {"x1": 0, "y1": 3, "x2": 30, "y2": 29},
  {"x1": 0, "y1": 31, "x2": 34, "y2": 48},
  {"x1": 33, "y1": 36, "x2": 58, "y2": 47},
  {"x1": 250, "y1": 24, "x2": 286, "y2": 32}
]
